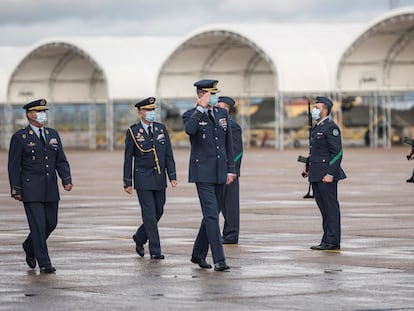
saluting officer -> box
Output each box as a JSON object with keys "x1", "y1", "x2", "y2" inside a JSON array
[
  {"x1": 123, "y1": 97, "x2": 177, "y2": 260},
  {"x1": 182, "y1": 79, "x2": 235, "y2": 271},
  {"x1": 302, "y1": 96, "x2": 346, "y2": 251},
  {"x1": 216, "y1": 96, "x2": 243, "y2": 244},
  {"x1": 8, "y1": 99, "x2": 72, "y2": 273}
]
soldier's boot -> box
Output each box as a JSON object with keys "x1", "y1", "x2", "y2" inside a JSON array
[{"x1": 407, "y1": 170, "x2": 414, "y2": 183}]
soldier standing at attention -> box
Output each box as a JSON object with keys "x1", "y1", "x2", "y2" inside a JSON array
[
  {"x1": 406, "y1": 142, "x2": 414, "y2": 183},
  {"x1": 123, "y1": 97, "x2": 177, "y2": 260},
  {"x1": 216, "y1": 96, "x2": 243, "y2": 244},
  {"x1": 302, "y1": 96, "x2": 346, "y2": 251},
  {"x1": 8, "y1": 99, "x2": 72, "y2": 273},
  {"x1": 182, "y1": 79, "x2": 235, "y2": 271}
]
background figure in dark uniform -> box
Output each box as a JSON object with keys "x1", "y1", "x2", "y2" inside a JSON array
[
  {"x1": 302, "y1": 96, "x2": 346, "y2": 251},
  {"x1": 8, "y1": 99, "x2": 72, "y2": 273},
  {"x1": 406, "y1": 143, "x2": 414, "y2": 182},
  {"x1": 123, "y1": 97, "x2": 177, "y2": 260},
  {"x1": 216, "y1": 96, "x2": 243, "y2": 244},
  {"x1": 182, "y1": 79, "x2": 235, "y2": 271}
]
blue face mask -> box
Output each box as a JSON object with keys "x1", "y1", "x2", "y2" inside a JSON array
[
  {"x1": 145, "y1": 110, "x2": 156, "y2": 122},
  {"x1": 208, "y1": 94, "x2": 218, "y2": 106},
  {"x1": 36, "y1": 111, "x2": 48, "y2": 124},
  {"x1": 311, "y1": 108, "x2": 321, "y2": 120}
]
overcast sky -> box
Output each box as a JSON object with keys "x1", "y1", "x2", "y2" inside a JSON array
[{"x1": 1, "y1": 0, "x2": 414, "y2": 46}]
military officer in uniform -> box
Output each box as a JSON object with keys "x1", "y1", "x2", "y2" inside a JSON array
[
  {"x1": 123, "y1": 97, "x2": 177, "y2": 260},
  {"x1": 8, "y1": 99, "x2": 72, "y2": 273},
  {"x1": 216, "y1": 96, "x2": 243, "y2": 244},
  {"x1": 302, "y1": 96, "x2": 346, "y2": 251},
  {"x1": 406, "y1": 143, "x2": 414, "y2": 183},
  {"x1": 182, "y1": 79, "x2": 235, "y2": 271}
]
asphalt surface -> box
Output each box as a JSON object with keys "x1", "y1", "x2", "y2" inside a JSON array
[{"x1": 1, "y1": 147, "x2": 413, "y2": 311}]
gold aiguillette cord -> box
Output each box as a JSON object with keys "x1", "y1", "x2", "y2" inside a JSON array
[{"x1": 129, "y1": 127, "x2": 161, "y2": 174}]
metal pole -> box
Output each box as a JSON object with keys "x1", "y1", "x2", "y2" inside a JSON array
[
  {"x1": 106, "y1": 99, "x2": 114, "y2": 151},
  {"x1": 88, "y1": 101, "x2": 97, "y2": 150}
]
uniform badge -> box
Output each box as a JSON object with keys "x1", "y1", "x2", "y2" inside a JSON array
[
  {"x1": 139, "y1": 128, "x2": 144, "y2": 133},
  {"x1": 157, "y1": 133, "x2": 165, "y2": 140},
  {"x1": 219, "y1": 118, "x2": 227, "y2": 128},
  {"x1": 136, "y1": 133, "x2": 145, "y2": 142},
  {"x1": 22, "y1": 134, "x2": 26, "y2": 139},
  {"x1": 199, "y1": 121, "x2": 207, "y2": 126},
  {"x1": 27, "y1": 142, "x2": 36, "y2": 147},
  {"x1": 29, "y1": 130, "x2": 34, "y2": 135},
  {"x1": 45, "y1": 129, "x2": 49, "y2": 135},
  {"x1": 49, "y1": 138, "x2": 58, "y2": 145},
  {"x1": 333, "y1": 129, "x2": 339, "y2": 137},
  {"x1": 155, "y1": 127, "x2": 158, "y2": 131}
]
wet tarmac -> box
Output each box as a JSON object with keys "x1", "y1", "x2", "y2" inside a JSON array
[{"x1": 1, "y1": 147, "x2": 413, "y2": 310}]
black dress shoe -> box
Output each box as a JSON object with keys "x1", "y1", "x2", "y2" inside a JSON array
[
  {"x1": 40, "y1": 266, "x2": 56, "y2": 273},
  {"x1": 191, "y1": 258, "x2": 212, "y2": 269},
  {"x1": 136, "y1": 244, "x2": 144, "y2": 257},
  {"x1": 132, "y1": 235, "x2": 144, "y2": 257},
  {"x1": 22, "y1": 243, "x2": 36, "y2": 269},
  {"x1": 222, "y1": 240, "x2": 238, "y2": 245},
  {"x1": 318, "y1": 243, "x2": 340, "y2": 251},
  {"x1": 310, "y1": 243, "x2": 324, "y2": 250},
  {"x1": 214, "y1": 260, "x2": 230, "y2": 271},
  {"x1": 407, "y1": 177, "x2": 414, "y2": 183}
]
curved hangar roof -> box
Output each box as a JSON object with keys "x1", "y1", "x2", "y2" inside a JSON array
[
  {"x1": 157, "y1": 23, "x2": 363, "y2": 98},
  {"x1": 338, "y1": 7, "x2": 414, "y2": 91},
  {"x1": 7, "y1": 36, "x2": 182, "y2": 103},
  {"x1": 7, "y1": 7, "x2": 414, "y2": 104}
]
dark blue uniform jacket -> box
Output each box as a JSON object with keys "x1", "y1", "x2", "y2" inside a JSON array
[
  {"x1": 309, "y1": 119, "x2": 346, "y2": 182},
  {"x1": 230, "y1": 118, "x2": 243, "y2": 177},
  {"x1": 123, "y1": 122, "x2": 176, "y2": 190},
  {"x1": 8, "y1": 126, "x2": 72, "y2": 202},
  {"x1": 183, "y1": 106, "x2": 235, "y2": 184}
]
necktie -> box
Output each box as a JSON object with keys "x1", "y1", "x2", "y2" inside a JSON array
[
  {"x1": 39, "y1": 128, "x2": 46, "y2": 146},
  {"x1": 148, "y1": 125, "x2": 153, "y2": 140},
  {"x1": 207, "y1": 110, "x2": 215, "y2": 124}
]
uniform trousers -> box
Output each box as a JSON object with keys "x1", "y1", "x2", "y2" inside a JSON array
[
  {"x1": 312, "y1": 182, "x2": 341, "y2": 245},
  {"x1": 220, "y1": 177, "x2": 240, "y2": 242},
  {"x1": 134, "y1": 189, "x2": 165, "y2": 255},
  {"x1": 192, "y1": 182, "x2": 225, "y2": 264},
  {"x1": 23, "y1": 201, "x2": 58, "y2": 267}
]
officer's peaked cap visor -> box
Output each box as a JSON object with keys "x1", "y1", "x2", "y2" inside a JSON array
[
  {"x1": 23, "y1": 99, "x2": 48, "y2": 111},
  {"x1": 194, "y1": 79, "x2": 220, "y2": 93},
  {"x1": 135, "y1": 97, "x2": 157, "y2": 109}
]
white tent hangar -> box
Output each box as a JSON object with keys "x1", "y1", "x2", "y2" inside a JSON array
[
  {"x1": 338, "y1": 7, "x2": 414, "y2": 92},
  {"x1": 157, "y1": 23, "x2": 363, "y2": 97},
  {"x1": 7, "y1": 36, "x2": 182, "y2": 102},
  {"x1": 157, "y1": 23, "x2": 363, "y2": 148},
  {"x1": 337, "y1": 7, "x2": 414, "y2": 147},
  {"x1": 4, "y1": 36, "x2": 182, "y2": 149},
  {"x1": 2, "y1": 7, "x2": 414, "y2": 150}
]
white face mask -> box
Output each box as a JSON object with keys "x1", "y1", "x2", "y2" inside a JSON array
[
  {"x1": 145, "y1": 110, "x2": 156, "y2": 122},
  {"x1": 36, "y1": 111, "x2": 48, "y2": 124},
  {"x1": 311, "y1": 108, "x2": 321, "y2": 120},
  {"x1": 208, "y1": 94, "x2": 218, "y2": 106}
]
